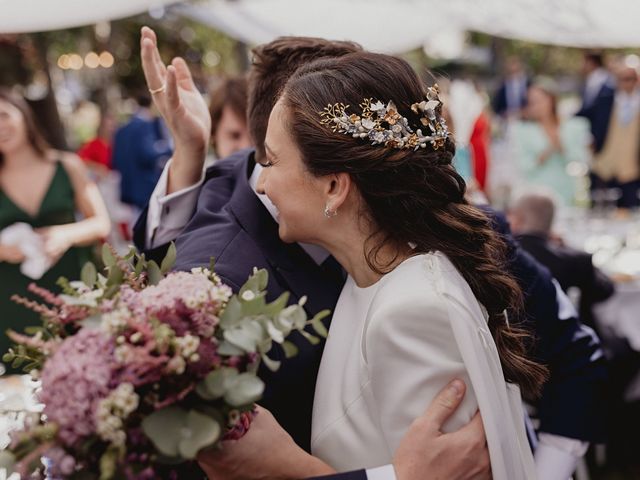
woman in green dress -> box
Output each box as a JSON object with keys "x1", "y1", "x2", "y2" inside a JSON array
[
  {"x1": 512, "y1": 79, "x2": 591, "y2": 206},
  {"x1": 0, "y1": 89, "x2": 111, "y2": 374}
]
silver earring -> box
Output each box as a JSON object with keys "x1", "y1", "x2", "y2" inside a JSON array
[{"x1": 324, "y1": 205, "x2": 337, "y2": 218}]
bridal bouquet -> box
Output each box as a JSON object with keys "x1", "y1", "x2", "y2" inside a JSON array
[{"x1": 0, "y1": 245, "x2": 328, "y2": 479}]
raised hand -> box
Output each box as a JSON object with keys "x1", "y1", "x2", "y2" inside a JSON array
[{"x1": 140, "y1": 26, "x2": 211, "y2": 191}]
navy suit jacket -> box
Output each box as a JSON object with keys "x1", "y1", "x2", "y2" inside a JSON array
[
  {"x1": 491, "y1": 78, "x2": 530, "y2": 116},
  {"x1": 135, "y1": 150, "x2": 342, "y2": 454},
  {"x1": 134, "y1": 149, "x2": 607, "y2": 479},
  {"x1": 113, "y1": 114, "x2": 172, "y2": 209},
  {"x1": 576, "y1": 83, "x2": 615, "y2": 153}
]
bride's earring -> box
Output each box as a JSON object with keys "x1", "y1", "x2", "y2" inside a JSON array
[{"x1": 324, "y1": 204, "x2": 337, "y2": 218}]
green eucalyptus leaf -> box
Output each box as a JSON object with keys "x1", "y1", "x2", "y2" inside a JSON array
[
  {"x1": 224, "y1": 372, "x2": 265, "y2": 407},
  {"x1": 265, "y1": 319, "x2": 285, "y2": 344},
  {"x1": 103, "y1": 284, "x2": 120, "y2": 299},
  {"x1": 195, "y1": 367, "x2": 238, "y2": 400},
  {"x1": 223, "y1": 321, "x2": 263, "y2": 352},
  {"x1": 0, "y1": 450, "x2": 15, "y2": 474},
  {"x1": 311, "y1": 318, "x2": 329, "y2": 338},
  {"x1": 239, "y1": 295, "x2": 268, "y2": 316},
  {"x1": 134, "y1": 257, "x2": 145, "y2": 276},
  {"x1": 106, "y1": 266, "x2": 124, "y2": 287},
  {"x1": 147, "y1": 260, "x2": 163, "y2": 286},
  {"x1": 142, "y1": 406, "x2": 188, "y2": 457},
  {"x1": 81, "y1": 262, "x2": 97, "y2": 287},
  {"x1": 261, "y1": 353, "x2": 281, "y2": 372},
  {"x1": 101, "y1": 244, "x2": 116, "y2": 268},
  {"x1": 254, "y1": 269, "x2": 269, "y2": 291},
  {"x1": 263, "y1": 292, "x2": 290, "y2": 317},
  {"x1": 160, "y1": 242, "x2": 177, "y2": 274},
  {"x1": 217, "y1": 340, "x2": 245, "y2": 356},
  {"x1": 99, "y1": 445, "x2": 120, "y2": 480},
  {"x1": 299, "y1": 330, "x2": 321, "y2": 345},
  {"x1": 178, "y1": 410, "x2": 221, "y2": 459},
  {"x1": 282, "y1": 340, "x2": 299, "y2": 358},
  {"x1": 220, "y1": 296, "x2": 242, "y2": 327}
]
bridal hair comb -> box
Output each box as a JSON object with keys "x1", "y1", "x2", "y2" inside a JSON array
[{"x1": 319, "y1": 84, "x2": 450, "y2": 151}]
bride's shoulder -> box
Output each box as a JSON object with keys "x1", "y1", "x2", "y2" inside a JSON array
[{"x1": 367, "y1": 252, "x2": 479, "y2": 326}]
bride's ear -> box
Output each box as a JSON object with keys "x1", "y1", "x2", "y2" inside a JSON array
[{"x1": 325, "y1": 172, "x2": 351, "y2": 212}]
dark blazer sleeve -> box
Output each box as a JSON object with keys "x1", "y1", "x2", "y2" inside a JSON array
[
  {"x1": 483, "y1": 207, "x2": 609, "y2": 442},
  {"x1": 308, "y1": 470, "x2": 368, "y2": 480}
]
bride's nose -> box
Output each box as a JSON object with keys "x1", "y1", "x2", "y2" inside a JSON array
[{"x1": 256, "y1": 165, "x2": 267, "y2": 194}]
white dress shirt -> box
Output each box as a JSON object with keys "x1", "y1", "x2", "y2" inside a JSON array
[{"x1": 146, "y1": 160, "x2": 588, "y2": 480}]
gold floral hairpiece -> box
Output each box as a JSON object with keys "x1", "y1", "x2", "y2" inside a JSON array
[{"x1": 319, "y1": 84, "x2": 450, "y2": 151}]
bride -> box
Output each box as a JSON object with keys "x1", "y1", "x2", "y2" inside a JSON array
[{"x1": 211, "y1": 51, "x2": 547, "y2": 480}]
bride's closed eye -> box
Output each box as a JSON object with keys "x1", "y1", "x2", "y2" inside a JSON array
[{"x1": 259, "y1": 159, "x2": 274, "y2": 168}]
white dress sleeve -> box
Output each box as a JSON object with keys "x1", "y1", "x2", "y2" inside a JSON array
[
  {"x1": 363, "y1": 254, "x2": 537, "y2": 480},
  {"x1": 363, "y1": 284, "x2": 478, "y2": 452}
]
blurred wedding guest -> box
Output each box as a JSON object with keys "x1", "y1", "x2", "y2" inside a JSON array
[
  {"x1": 508, "y1": 189, "x2": 615, "y2": 329},
  {"x1": 0, "y1": 89, "x2": 110, "y2": 373},
  {"x1": 77, "y1": 110, "x2": 116, "y2": 180},
  {"x1": 591, "y1": 58, "x2": 640, "y2": 208},
  {"x1": 513, "y1": 78, "x2": 591, "y2": 205},
  {"x1": 576, "y1": 51, "x2": 615, "y2": 154},
  {"x1": 207, "y1": 76, "x2": 251, "y2": 165},
  {"x1": 112, "y1": 94, "x2": 172, "y2": 212},
  {"x1": 491, "y1": 56, "x2": 530, "y2": 118}
]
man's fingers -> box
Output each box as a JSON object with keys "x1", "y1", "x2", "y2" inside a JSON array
[
  {"x1": 140, "y1": 28, "x2": 166, "y2": 92},
  {"x1": 172, "y1": 57, "x2": 197, "y2": 91},
  {"x1": 459, "y1": 410, "x2": 486, "y2": 440},
  {"x1": 421, "y1": 379, "x2": 466, "y2": 431},
  {"x1": 166, "y1": 65, "x2": 180, "y2": 111}
]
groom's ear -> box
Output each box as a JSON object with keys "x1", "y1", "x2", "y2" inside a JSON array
[{"x1": 326, "y1": 172, "x2": 351, "y2": 211}]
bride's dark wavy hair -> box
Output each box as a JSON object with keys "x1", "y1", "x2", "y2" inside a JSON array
[{"x1": 280, "y1": 52, "x2": 548, "y2": 399}]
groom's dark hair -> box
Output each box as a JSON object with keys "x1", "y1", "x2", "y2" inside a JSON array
[{"x1": 248, "y1": 37, "x2": 362, "y2": 161}]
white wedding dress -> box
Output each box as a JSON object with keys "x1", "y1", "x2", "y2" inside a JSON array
[{"x1": 311, "y1": 252, "x2": 537, "y2": 480}]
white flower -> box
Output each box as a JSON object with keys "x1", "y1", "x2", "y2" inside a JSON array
[
  {"x1": 167, "y1": 356, "x2": 186, "y2": 375},
  {"x1": 370, "y1": 101, "x2": 386, "y2": 113},
  {"x1": 175, "y1": 334, "x2": 200, "y2": 358},
  {"x1": 361, "y1": 117, "x2": 376, "y2": 130},
  {"x1": 241, "y1": 290, "x2": 256, "y2": 301}
]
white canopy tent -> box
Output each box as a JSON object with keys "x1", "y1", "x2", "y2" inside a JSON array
[
  {"x1": 2, "y1": 0, "x2": 640, "y2": 52},
  {"x1": 177, "y1": 0, "x2": 640, "y2": 52},
  {"x1": 0, "y1": 0, "x2": 175, "y2": 34}
]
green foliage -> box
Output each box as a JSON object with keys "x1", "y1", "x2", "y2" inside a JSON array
[{"x1": 142, "y1": 407, "x2": 221, "y2": 459}]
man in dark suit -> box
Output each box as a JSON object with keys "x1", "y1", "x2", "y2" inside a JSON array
[
  {"x1": 137, "y1": 29, "x2": 490, "y2": 480},
  {"x1": 491, "y1": 56, "x2": 530, "y2": 118},
  {"x1": 576, "y1": 52, "x2": 615, "y2": 155},
  {"x1": 508, "y1": 191, "x2": 615, "y2": 329},
  {"x1": 112, "y1": 94, "x2": 173, "y2": 211},
  {"x1": 136, "y1": 28, "x2": 607, "y2": 480}
]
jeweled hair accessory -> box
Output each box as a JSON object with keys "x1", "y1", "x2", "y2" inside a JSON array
[{"x1": 319, "y1": 84, "x2": 450, "y2": 150}]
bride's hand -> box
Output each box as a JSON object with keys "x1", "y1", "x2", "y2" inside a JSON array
[
  {"x1": 140, "y1": 26, "x2": 211, "y2": 191},
  {"x1": 197, "y1": 406, "x2": 334, "y2": 480}
]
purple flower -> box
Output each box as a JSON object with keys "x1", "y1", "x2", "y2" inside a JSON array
[{"x1": 40, "y1": 329, "x2": 115, "y2": 447}]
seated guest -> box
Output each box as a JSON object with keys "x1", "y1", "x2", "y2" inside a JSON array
[
  {"x1": 508, "y1": 190, "x2": 615, "y2": 328},
  {"x1": 207, "y1": 76, "x2": 251, "y2": 165}
]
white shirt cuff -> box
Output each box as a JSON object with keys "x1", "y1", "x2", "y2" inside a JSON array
[
  {"x1": 534, "y1": 433, "x2": 589, "y2": 480},
  {"x1": 146, "y1": 159, "x2": 205, "y2": 249},
  {"x1": 365, "y1": 464, "x2": 396, "y2": 480}
]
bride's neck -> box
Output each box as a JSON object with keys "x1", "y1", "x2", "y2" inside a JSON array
[{"x1": 320, "y1": 218, "x2": 408, "y2": 288}]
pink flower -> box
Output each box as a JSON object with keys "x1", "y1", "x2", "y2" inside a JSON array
[{"x1": 40, "y1": 329, "x2": 115, "y2": 447}]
